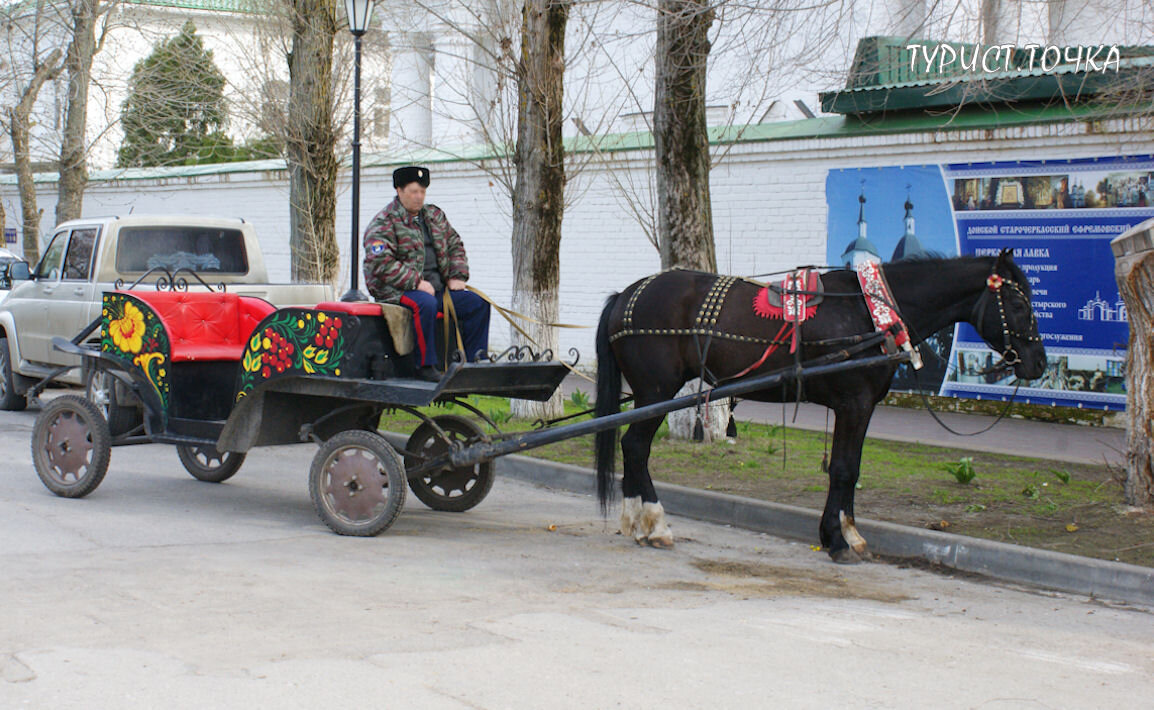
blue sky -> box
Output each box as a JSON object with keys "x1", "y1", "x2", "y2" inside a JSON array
[{"x1": 825, "y1": 165, "x2": 958, "y2": 265}]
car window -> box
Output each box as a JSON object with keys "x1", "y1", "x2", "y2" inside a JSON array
[
  {"x1": 62, "y1": 228, "x2": 98, "y2": 280},
  {"x1": 37, "y1": 233, "x2": 68, "y2": 281},
  {"x1": 116, "y1": 226, "x2": 249, "y2": 274}
]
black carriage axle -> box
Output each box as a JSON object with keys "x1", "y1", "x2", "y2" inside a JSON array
[{"x1": 416, "y1": 349, "x2": 911, "y2": 475}]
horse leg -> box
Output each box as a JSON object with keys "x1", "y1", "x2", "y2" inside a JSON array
[
  {"x1": 820, "y1": 402, "x2": 875, "y2": 564},
  {"x1": 619, "y1": 415, "x2": 674, "y2": 548}
]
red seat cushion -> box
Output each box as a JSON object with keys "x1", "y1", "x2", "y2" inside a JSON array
[
  {"x1": 314, "y1": 301, "x2": 384, "y2": 317},
  {"x1": 125, "y1": 291, "x2": 275, "y2": 362}
]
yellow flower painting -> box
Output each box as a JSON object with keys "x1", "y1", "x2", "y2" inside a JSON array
[{"x1": 109, "y1": 301, "x2": 145, "y2": 353}]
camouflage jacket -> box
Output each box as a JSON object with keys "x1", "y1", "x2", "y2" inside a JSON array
[{"x1": 362, "y1": 197, "x2": 470, "y2": 304}]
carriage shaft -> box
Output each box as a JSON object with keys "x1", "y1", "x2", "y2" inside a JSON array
[{"x1": 441, "y1": 350, "x2": 910, "y2": 470}]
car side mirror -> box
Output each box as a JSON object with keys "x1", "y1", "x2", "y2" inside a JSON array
[{"x1": 8, "y1": 261, "x2": 31, "y2": 282}]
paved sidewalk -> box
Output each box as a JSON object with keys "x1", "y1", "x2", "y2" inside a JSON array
[{"x1": 559, "y1": 375, "x2": 1124, "y2": 466}]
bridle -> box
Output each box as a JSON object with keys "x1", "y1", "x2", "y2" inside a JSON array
[{"x1": 969, "y1": 268, "x2": 1041, "y2": 376}]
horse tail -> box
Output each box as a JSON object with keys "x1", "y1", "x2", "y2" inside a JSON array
[{"x1": 594, "y1": 292, "x2": 622, "y2": 514}]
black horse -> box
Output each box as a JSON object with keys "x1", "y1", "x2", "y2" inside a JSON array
[{"x1": 594, "y1": 251, "x2": 1046, "y2": 563}]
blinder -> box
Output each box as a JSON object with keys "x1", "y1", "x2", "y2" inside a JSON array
[{"x1": 969, "y1": 266, "x2": 1040, "y2": 376}]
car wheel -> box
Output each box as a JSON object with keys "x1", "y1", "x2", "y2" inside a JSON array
[
  {"x1": 0, "y1": 336, "x2": 27, "y2": 411},
  {"x1": 84, "y1": 366, "x2": 141, "y2": 436}
]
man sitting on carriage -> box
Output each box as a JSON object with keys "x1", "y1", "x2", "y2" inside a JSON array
[{"x1": 363, "y1": 166, "x2": 491, "y2": 381}]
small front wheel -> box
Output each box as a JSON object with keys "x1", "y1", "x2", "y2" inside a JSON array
[
  {"x1": 32, "y1": 395, "x2": 111, "y2": 498},
  {"x1": 177, "y1": 444, "x2": 246, "y2": 483},
  {"x1": 309, "y1": 430, "x2": 406, "y2": 536}
]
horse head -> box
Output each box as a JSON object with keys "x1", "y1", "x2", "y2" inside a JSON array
[{"x1": 970, "y1": 249, "x2": 1046, "y2": 381}]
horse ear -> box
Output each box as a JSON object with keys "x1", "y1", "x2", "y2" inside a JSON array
[{"x1": 996, "y1": 247, "x2": 1014, "y2": 269}]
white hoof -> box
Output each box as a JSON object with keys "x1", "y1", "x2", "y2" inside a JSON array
[
  {"x1": 839, "y1": 510, "x2": 869, "y2": 557},
  {"x1": 641, "y1": 501, "x2": 674, "y2": 548},
  {"x1": 620, "y1": 496, "x2": 643, "y2": 540}
]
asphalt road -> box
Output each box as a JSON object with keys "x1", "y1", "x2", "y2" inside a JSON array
[{"x1": 2, "y1": 404, "x2": 1153, "y2": 709}]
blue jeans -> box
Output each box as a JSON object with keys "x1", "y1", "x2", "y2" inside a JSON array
[{"x1": 399, "y1": 289, "x2": 491, "y2": 367}]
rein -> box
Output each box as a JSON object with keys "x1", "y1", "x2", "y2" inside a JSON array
[{"x1": 909, "y1": 263, "x2": 1036, "y2": 436}]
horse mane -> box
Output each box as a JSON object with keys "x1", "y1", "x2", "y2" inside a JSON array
[
  {"x1": 881, "y1": 252, "x2": 1033, "y2": 298},
  {"x1": 888, "y1": 250, "x2": 949, "y2": 263}
]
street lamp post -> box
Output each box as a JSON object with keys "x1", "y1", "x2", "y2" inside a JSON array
[{"x1": 340, "y1": 0, "x2": 376, "y2": 302}]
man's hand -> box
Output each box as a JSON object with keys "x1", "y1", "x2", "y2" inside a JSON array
[
  {"x1": 417, "y1": 279, "x2": 436, "y2": 296},
  {"x1": 447, "y1": 278, "x2": 467, "y2": 291}
]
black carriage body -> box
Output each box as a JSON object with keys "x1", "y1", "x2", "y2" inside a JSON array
[{"x1": 91, "y1": 291, "x2": 569, "y2": 452}]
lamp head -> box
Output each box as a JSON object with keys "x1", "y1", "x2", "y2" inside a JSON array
[{"x1": 345, "y1": 0, "x2": 374, "y2": 35}]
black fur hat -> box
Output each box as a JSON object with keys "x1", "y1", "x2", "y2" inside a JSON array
[{"x1": 393, "y1": 166, "x2": 430, "y2": 189}]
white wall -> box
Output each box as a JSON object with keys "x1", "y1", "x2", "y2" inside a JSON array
[{"x1": 5, "y1": 113, "x2": 1153, "y2": 364}]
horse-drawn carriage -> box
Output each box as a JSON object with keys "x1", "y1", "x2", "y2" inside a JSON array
[
  {"x1": 30, "y1": 251, "x2": 1045, "y2": 561},
  {"x1": 31, "y1": 272, "x2": 570, "y2": 536}
]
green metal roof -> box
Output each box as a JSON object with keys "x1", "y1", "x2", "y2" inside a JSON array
[
  {"x1": 120, "y1": 0, "x2": 259, "y2": 15},
  {"x1": 823, "y1": 36, "x2": 1154, "y2": 115},
  {"x1": 1, "y1": 103, "x2": 1145, "y2": 186}
]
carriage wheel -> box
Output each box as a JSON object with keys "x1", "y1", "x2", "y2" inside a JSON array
[
  {"x1": 32, "y1": 395, "x2": 111, "y2": 498},
  {"x1": 85, "y1": 366, "x2": 141, "y2": 437},
  {"x1": 404, "y1": 414, "x2": 494, "y2": 513},
  {"x1": 309, "y1": 430, "x2": 406, "y2": 536},
  {"x1": 177, "y1": 444, "x2": 246, "y2": 483}
]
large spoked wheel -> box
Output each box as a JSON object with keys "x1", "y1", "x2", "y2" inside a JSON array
[
  {"x1": 32, "y1": 395, "x2": 111, "y2": 498},
  {"x1": 309, "y1": 430, "x2": 406, "y2": 536},
  {"x1": 0, "y1": 336, "x2": 27, "y2": 412},
  {"x1": 404, "y1": 414, "x2": 494, "y2": 513},
  {"x1": 177, "y1": 444, "x2": 246, "y2": 483},
  {"x1": 84, "y1": 366, "x2": 141, "y2": 436}
]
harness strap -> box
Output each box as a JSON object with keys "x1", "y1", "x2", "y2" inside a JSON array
[
  {"x1": 441, "y1": 290, "x2": 466, "y2": 362},
  {"x1": 855, "y1": 261, "x2": 923, "y2": 370},
  {"x1": 726, "y1": 321, "x2": 793, "y2": 381}
]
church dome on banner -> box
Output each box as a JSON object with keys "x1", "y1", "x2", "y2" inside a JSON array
[
  {"x1": 891, "y1": 195, "x2": 928, "y2": 261},
  {"x1": 842, "y1": 189, "x2": 882, "y2": 267}
]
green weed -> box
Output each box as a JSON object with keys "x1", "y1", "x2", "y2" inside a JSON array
[
  {"x1": 944, "y1": 456, "x2": 977, "y2": 485},
  {"x1": 488, "y1": 408, "x2": 514, "y2": 425},
  {"x1": 569, "y1": 389, "x2": 590, "y2": 410}
]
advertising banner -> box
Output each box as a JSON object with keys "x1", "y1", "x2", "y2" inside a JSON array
[{"x1": 826, "y1": 156, "x2": 1154, "y2": 411}]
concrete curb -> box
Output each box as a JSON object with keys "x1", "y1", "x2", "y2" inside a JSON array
[{"x1": 491, "y1": 452, "x2": 1154, "y2": 608}]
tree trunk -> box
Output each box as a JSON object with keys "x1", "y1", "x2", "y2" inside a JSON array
[
  {"x1": 285, "y1": 0, "x2": 339, "y2": 284},
  {"x1": 8, "y1": 48, "x2": 64, "y2": 264},
  {"x1": 654, "y1": 0, "x2": 727, "y2": 440},
  {"x1": 10, "y1": 113, "x2": 40, "y2": 261},
  {"x1": 1115, "y1": 242, "x2": 1154, "y2": 507},
  {"x1": 56, "y1": 0, "x2": 99, "y2": 225},
  {"x1": 654, "y1": 0, "x2": 716, "y2": 273},
  {"x1": 509, "y1": 0, "x2": 569, "y2": 421}
]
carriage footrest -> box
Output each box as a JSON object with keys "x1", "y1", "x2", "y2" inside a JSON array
[{"x1": 435, "y1": 361, "x2": 570, "y2": 402}]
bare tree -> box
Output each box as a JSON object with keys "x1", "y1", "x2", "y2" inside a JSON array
[
  {"x1": 509, "y1": 0, "x2": 570, "y2": 419},
  {"x1": 56, "y1": 0, "x2": 110, "y2": 224},
  {"x1": 8, "y1": 49, "x2": 62, "y2": 263},
  {"x1": 284, "y1": 0, "x2": 340, "y2": 284},
  {"x1": 654, "y1": 0, "x2": 715, "y2": 272},
  {"x1": 2, "y1": 0, "x2": 71, "y2": 261},
  {"x1": 5, "y1": 0, "x2": 64, "y2": 265}
]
